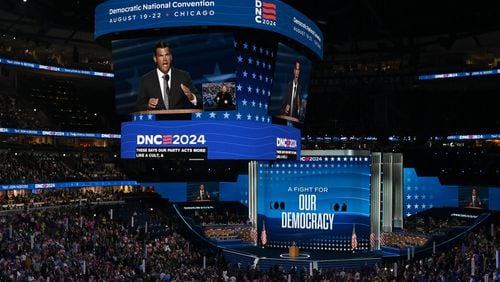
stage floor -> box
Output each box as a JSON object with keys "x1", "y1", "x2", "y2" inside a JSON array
[{"x1": 225, "y1": 245, "x2": 380, "y2": 261}]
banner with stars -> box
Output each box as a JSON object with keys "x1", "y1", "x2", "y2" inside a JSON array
[
  {"x1": 257, "y1": 158, "x2": 371, "y2": 251},
  {"x1": 403, "y1": 168, "x2": 458, "y2": 217}
]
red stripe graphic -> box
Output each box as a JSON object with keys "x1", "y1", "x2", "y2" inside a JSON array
[
  {"x1": 262, "y1": 2, "x2": 276, "y2": 9},
  {"x1": 163, "y1": 135, "x2": 172, "y2": 144},
  {"x1": 262, "y1": 8, "x2": 276, "y2": 15},
  {"x1": 263, "y1": 14, "x2": 276, "y2": 20}
]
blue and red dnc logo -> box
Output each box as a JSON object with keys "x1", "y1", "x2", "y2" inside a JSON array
[
  {"x1": 255, "y1": 0, "x2": 276, "y2": 27},
  {"x1": 276, "y1": 137, "x2": 297, "y2": 149}
]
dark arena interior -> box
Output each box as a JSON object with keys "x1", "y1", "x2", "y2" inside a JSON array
[{"x1": 0, "y1": 0, "x2": 499, "y2": 281}]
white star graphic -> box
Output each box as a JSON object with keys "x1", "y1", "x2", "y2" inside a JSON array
[
  {"x1": 139, "y1": 115, "x2": 144, "y2": 120},
  {"x1": 252, "y1": 44, "x2": 257, "y2": 51},
  {"x1": 247, "y1": 57, "x2": 253, "y2": 64},
  {"x1": 258, "y1": 102, "x2": 262, "y2": 108},
  {"x1": 264, "y1": 104, "x2": 268, "y2": 109},
  {"x1": 251, "y1": 100, "x2": 256, "y2": 107},
  {"x1": 259, "y1": 47, "x2": 263, "y2": 53},
  {"x1": 147, "y1": 114, "x2": 153, "y2": 120},
  {"x1": 422, "y1": 204, "x2": 426, "y2": 209},
  {"x1": 242, "y1": 99, "x2": 248, "y2": 106},
  {"x1": 255, "y1": 87, "x2": 260, "y2": 93},
  {"x1": 242, "y1": 70, "x2": 248, "y2": 77},
  {"x1": 261, "y1": 117, "x2": 265, "y2": 122},
  {"x1": 406, "y1": 213, "x2": 412, "y2": 217},
  {"x1": 223, "y1": 112, "x2": 230, "y2": 119},
  {"x1": 407, "y1": 204, "x2": 411, "y2": 209},
  {"x1": 414, "y1": 195, "x2": 419, "y2": 200},
  {"x1": 195, "y1": 112, "x2": 202, "y2": 118},
  {"x1": 234, "y1": 41, "x2": 237, "y2": 48},
  {"x1": 209, "y1": 112, "x2": 216, "y2": 118},
  {"x1": 256, "y1": 60, "x2": 260, "y2": 66},
  {"x1": 237, "y1": 84, "x2": 243, "y2": 91},
  {"x1": 236, "y1": 113, "x2": 242, "y2": 120},
  {"x1": 259, "y1": 74, "x2": 263, "y2": 80},
  {"x1": 265, "y1": 49, "x2": 269, "y2": 55},
  {"x1": 262, "y1": 62, "x2": 266, "y2": 69},
  {"x1": 267, "y1": 117, "x2": 270, "y2": 123},
  {"x1": 414, "y1": 204, "x2": 419, "y2": 209},
  {"x1": 255, "y1": 115, "x2": 259, "y2": 121},
  {"x1": 247, "y1": 85, "x2": 252, "y2": 92},
  {"x1": 243, "y1": 42, "x2": 248, "y2": 49},
  {"x1": 237, "y1": 56, "x2": 243, "y2": 63},
  {"x1": 407, "y1": 195, "x2": 411, "y2": 200},
  {"x1": 252, "y1": 72, "x2": 256, "y2": 79},
  {"x1": 265, "y1": 76, "x2": 268, "y2": 82},
  {"x1": 247, "y1": 114, "x2": 252, "y2": 120}
]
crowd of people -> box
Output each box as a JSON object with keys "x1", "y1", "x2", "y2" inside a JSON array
[
  {"x1": 0, "y1": 188, "x2": 497, "y2": 281},
  {"x1": 0, "y1": 150, "x2": 126, "y2": 184},
  {"x1": 0, "y1": 90, "x2": 46, "y2": 130},
  {"x1": 0, "y1": 37, "x2": 111, "y2": 72}
]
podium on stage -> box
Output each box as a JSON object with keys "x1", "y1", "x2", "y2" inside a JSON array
[{"x1": 288, "y1": 242, "x2": 299, "y2": 257}]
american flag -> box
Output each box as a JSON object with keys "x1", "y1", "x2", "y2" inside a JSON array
[
  {"x1": 261, "y1": 219, "x2": 268, "y2": 246},
  {"x1": 351, "y1": 224, "x2": 358, "y2": 251},
  {"x1": 370, "y1": 232, "x2": 376, "y2": 250}
]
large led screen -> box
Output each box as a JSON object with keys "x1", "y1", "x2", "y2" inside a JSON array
[
  {"x1": 112, "y1": 32, "x2": 236, "y2": 115},
  {"x1": 268, "y1": 43, "x2": 312, "y2": 123},
  {"x1": 257, "y1": 158, "x2": 371, "y2": 251}
]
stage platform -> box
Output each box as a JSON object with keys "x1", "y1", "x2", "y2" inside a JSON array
[{"x1": 221, "y1": 245, "x2": 381, "y2": 272}]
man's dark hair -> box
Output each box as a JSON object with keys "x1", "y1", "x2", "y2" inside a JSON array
[{"x1": 154, "y1": 41, "x2": 171, "y2": 55}]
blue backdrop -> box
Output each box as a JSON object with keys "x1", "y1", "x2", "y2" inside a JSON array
[{"x1": 257, "y1": 158, "x2": 371, "y2": 251}]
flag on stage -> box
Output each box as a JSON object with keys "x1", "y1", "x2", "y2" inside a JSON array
[
  {"x1": 370, "y1": 232, "x2": 375, "y2": 250},
  {"x1": 261, "y1": 219, "x2": 268, "y2": 246},
  {"x1": 351, "y1": 224, "x2": 358, "y2": 251}
]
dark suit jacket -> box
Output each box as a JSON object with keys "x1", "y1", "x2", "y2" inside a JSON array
[
  {"x1": 216, "y1": 91, "x2": 235, "y2": 110},
  {"x1": 281, "y1": 80, "x2": 302, "y2": 118},
  {"x1": 136, "y1": 67, "x2": 201, "y2": 111}
]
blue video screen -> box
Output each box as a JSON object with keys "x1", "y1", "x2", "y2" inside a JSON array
[
  {"x1": 112, "y1": 32, "x2": 236, "y2": 114},
  {"x1": 268, "y1": 43, "x2": 312, "y2": 122},
  {"x1": 257, "y1": 158, "x2": 371, "y2": 251}
]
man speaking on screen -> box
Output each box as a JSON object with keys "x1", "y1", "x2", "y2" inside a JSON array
[{"x1": 136, "y1": 41, "x2": 200, "y2": 111}]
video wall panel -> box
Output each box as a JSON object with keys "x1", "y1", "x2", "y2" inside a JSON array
[{"x1": 257, "y1": 158, "x2": 371, "y2": 251}]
